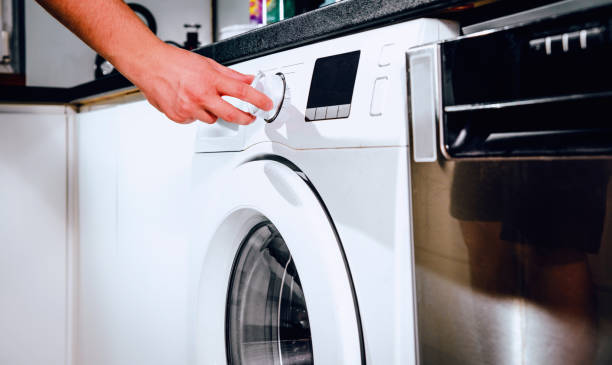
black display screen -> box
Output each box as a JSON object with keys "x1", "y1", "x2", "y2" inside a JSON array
[{"x1": 306, "y1": 50, "x2": 361, "y2": 108}]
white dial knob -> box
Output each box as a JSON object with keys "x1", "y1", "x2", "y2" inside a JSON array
[{"x1": 249, "y1": 71, "x2": 286, "y2": 123}]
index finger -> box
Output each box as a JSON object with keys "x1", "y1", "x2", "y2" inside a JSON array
[
  {"x1": 206, "y1": 58, "x2": 254, "y2": 84},
  {"x1": 217, "y1": 79, "x2": 273, "y2": 112}
]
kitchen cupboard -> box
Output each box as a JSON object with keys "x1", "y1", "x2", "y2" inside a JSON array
[
  {"x1": 0, "y1": 105, "x2": 72, "y2": 365},
  {"x1": 76, "y1": 99, "x2": 197, "y2": 365},
  {"x1": 0, "y1": 99, "x2": 197, "y2": 365}
]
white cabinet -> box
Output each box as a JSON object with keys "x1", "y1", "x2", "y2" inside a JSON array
[
  {"x1": 76, "y1": 100, "x2": 197, "y2": 365},
  {"x1": 0, "y1": 105, "x2": 70, "y2": 365},
  {"x1": 75, "y1": 106, "x2": 119, "y2": 365},
  {"x1": 0, "y1": 99, "x2": 197, "y2": 365}
]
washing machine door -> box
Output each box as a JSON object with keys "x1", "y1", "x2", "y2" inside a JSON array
[
  {"x1": 194, "y1": 159, "x2": 363, "y2": 365},
  {"x1": 226, "y1": 220, "x2": 312, "y2": 364}
]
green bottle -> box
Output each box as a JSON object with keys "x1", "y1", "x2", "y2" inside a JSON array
[
  {"x1": 266, "y1": 0, "x2": 297, "y2": 23},
  {"x1": 266, "y1": 0, "x2": 279, "y2": 24},
  {"x1": 283, "y1": 0, "x2": 295, "y2": 19}
]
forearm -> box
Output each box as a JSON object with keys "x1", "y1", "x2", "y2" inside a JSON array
[
  {"x1": 35, "y1": 0, "x2": 271, "y2": 125},
  {"x1": 35, "y1": 0, "x2": 163, "y2": 83}
]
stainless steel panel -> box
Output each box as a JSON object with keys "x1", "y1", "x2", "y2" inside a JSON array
[
  {"x1": 463, "y1": 0, "x2": 612, "y2": 35},
  {"x1": 410, "y1": 158, "x2": 612, "y2": 364}
]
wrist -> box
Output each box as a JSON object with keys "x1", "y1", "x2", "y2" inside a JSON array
[{"x1": 108, "y1": 35, "x2": 168, "y2": 87}]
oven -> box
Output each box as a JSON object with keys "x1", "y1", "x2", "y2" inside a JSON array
[{"x1": 407, "y1": 1, "x2": 612, "y2": 363}]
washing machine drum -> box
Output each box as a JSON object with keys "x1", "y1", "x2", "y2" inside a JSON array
[{"x1": 226, "y1": 221, "x2": 313, "y2": 365}]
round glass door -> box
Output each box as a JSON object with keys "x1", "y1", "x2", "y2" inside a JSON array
[{"x1": 226, "y1": 221, "x2": 313, "y2": 365}]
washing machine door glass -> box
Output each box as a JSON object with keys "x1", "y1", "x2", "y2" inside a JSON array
[{"x1": 227, "y1": 221, "x2": 313, "y2": 365}]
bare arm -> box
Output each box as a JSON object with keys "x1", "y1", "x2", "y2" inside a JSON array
[{"x1": 35, "y1": 0, "x2": 272, "y2": 124}]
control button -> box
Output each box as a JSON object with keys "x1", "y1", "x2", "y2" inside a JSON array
[
  {"x1": 580, "y1": 29, "x2": 588, "y2": 49},
  {"x1": 545, "y1": 36, "x2": 558, "y2": 55},
  {"x1": 305, "y1": 108, "x2": 316, "y2": 121},
  {"x1": 529, "y1": 37, "x2": 546, "y2": 54},
  {"x1": 550, "y1": 34, "x2": 565, "y2": 54},
  {"x1": 378, "y1": 44, "x2": 395, "y2": 67},
  {"x1": 530, "y1": 27, "x2": 606, "y2": 55},
  {"x1": 326, "y1": 105, "x2": 339, "y2": 119},
  {"x1": 562, "y1": 33, "x2": 569, "y2": 52},
  {"x1": 370, "y1": 76, "x2": 389, "y2": 117},
  {"x1": 249, "y1": 71, "x2": 286, "y2": 122},
  {"x1": 337, "y1": 104, "x2": 351, "y2": 119},
  {"x1": 530, "y1": 34, "x2": 566, "y2": 55},
  {"x1": 315, "y1": 107, "x2": 327, "y2": 120}
]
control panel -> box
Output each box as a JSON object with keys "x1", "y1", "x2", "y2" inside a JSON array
[
  {"x1": 194, "y1": 18, "x2": 460, "y2": 153},
  {"x1": 304, "y1": 51, "x2": 361, "y2": 122}
]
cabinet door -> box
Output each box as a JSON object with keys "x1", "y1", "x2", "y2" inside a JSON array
[
  {"x1": 76, "y1": 105, "x2": 119, "y2": 365},
  {"x1": 116, "y1": 100, "x2": 197, "y2": 365},
  {"x1": 0, "y1": 104, "x2": 68, "y2": 365},
  {"x1": 76, "y1": 100, "x2": 196, "y2": 365}
]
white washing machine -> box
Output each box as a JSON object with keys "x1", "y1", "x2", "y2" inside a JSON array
[{"x1": 189, "y1": 18, "x2": 458, "y2": 365}]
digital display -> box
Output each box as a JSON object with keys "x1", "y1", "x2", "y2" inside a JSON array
[{"x1": 306, "y1": 50, "x2": 361, "y2": 109}]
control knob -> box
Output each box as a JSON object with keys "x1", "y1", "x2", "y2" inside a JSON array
[{"x1": 248, "y1": 71, "x2": 287, "y2": 123}]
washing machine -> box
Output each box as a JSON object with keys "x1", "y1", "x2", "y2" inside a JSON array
[{"x1": 189, "y1": 18, "x2": 459, "y2": 365}]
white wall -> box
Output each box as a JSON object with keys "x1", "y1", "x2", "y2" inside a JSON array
[
  {"x1": 26, "y1": 0, "x2": 212, "y2": 87},
  {"x1": 0, "y1": 105, "x2": 69, "y2": 365},
  {"x1": 217, "y1": 0, "x2": 249, "y2": 32}
]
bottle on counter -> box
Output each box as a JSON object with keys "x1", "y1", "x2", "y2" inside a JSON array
[
  {"x1": 266, "y1": 0, "x2": 279, "y2": 24},
  {"x1": 266, "y1": 0, "x2": 298, "y2": 23},
  {"x1": 249, "y1": 0, "x2": 263, "y2": 24},
  {"x1": 284, "y1": 0, "x2": 296, "y2": 19},
  {"x1": 250, "y1": 0, "x2": 321, "y2": 25}
]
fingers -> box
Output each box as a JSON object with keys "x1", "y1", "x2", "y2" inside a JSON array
[
  {"x1": 206, "y1": 58, "x2": 253, "y2": 84},
  {"x1": 217, "y1": 78, "x2": 273, "y2": 112},
  {"x1": 193, "y1": 97, "x2": 255, "y2": 126},
  {"x1": 206, "y1": 97, "x2": 256, "y2": 125},
  {"x1": 193, "y1": 108, "x2": 218, "y2": 124}
]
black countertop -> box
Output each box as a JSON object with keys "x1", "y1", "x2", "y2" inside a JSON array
[
  {"x1": 199, "y1": 0, "x2": 469, "y2": 65},
  {"x1": 0, "y1": 0, "x2": 547, "y2": 105}
]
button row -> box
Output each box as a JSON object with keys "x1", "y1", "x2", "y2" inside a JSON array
[
  {"x1": 305, "y1": 104, "x2": 351, "y2": 121},
  {"x1": 529, "y1": 27, "x2": 605, "y2": 55}
]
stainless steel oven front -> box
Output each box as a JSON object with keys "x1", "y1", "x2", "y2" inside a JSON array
[{"x1": 407, "y1": 1, "x2": 612, "y2": 364}]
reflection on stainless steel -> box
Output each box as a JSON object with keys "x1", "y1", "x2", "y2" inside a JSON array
[
  {"x1": 444, "y1": 90, "x2": 612, "y2": 113},
  {"x1": 227, "y1": 222, "x2": 313, "y2": 365},
  {"x1": 463, "y1": 0, "x2": 612, "y2": 34},
  {"x1": 411, "y1": 160, "x2": 612, "y2": 364}
]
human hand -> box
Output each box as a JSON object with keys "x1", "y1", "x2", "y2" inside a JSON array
[
  {"x1": 128, "y1": 43, "x2": 273, "y2": 125},
  {"x1": 35, "y1": 0, "x2": 270, "y2": 124},
  {"x1": 36, "y1": 0, "x2": 269, "y2": 125}
]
